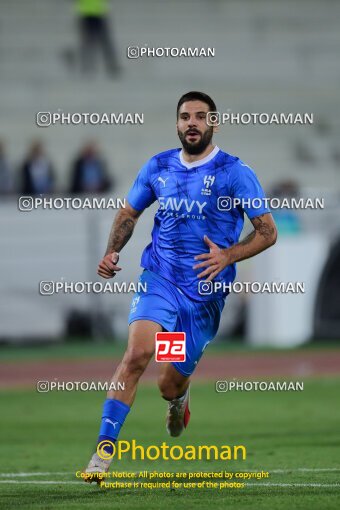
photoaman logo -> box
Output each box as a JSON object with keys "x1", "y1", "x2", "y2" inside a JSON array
[{"x1": 155, "y1": 332, "x2": 186, "y2": 362}]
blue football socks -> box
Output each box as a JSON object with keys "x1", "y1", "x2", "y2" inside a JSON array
[{"x1": 98, "y1": 398, "x2": 130, "y2": 455}]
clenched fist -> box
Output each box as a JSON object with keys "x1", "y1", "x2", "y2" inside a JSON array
[{"x1": 97, "y1": 252, "x2": 122, "y2": 279}]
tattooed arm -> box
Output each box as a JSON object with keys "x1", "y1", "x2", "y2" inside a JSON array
[
  {"x1": 226, "y1": 213, "x2": 278, "y2": 264},
  {"x1": 104, "y1": 203, "x2": 142, "y2": 255},
  {"x1": 194, "y1": 213, "x2": 277, "y2": 281},
  {"x1": 97, "y1": 203, "x2": 143, "y2": 279}
]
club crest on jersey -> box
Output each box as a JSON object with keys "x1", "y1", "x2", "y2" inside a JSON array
[
  {"x1": 131, "y1": 295, "x2": 140, "y2": 313},
  {"x1": 201, "y1": 175, "x2": 215, "y2": 196}
]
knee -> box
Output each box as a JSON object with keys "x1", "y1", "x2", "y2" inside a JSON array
[
  {"x1": 158, "y1": 373, "x2": 184, "y2": 401},
  {"x1": 121, "y1": 346, "x2": 153, "y2": 375}
]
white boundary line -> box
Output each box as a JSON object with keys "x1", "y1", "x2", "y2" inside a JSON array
[
  {"x1": 247, "y1": 483, "x2": 340, "y2": 488},
  {"x1": 0, "y1": 481, "x2": 81, "y2": 485},
  {"x1": 0, "y1": 472, "x2": 72, "y2": 477},
  {"x1": 270, "y1": 468, "x2": 340, "y2": 473}
]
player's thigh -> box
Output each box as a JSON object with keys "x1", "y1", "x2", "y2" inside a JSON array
[
  {"x1": 171, "y1": 297, "x2": 225, "y2": 377},
  {"x1": 128, "y1": 276, "x2": 178, "y2": 334},
  {"x1": 127, "y1": 319, "x2": 162, "y2": 358}
]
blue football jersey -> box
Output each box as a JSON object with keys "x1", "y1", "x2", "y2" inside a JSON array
[{"x1": 127, "y1": 146, "x2": 270, "y2": 301}]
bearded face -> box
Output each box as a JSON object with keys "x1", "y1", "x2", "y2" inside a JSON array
[{"x1": 177, "y1": 101, "x2": 215, "y2": 155}]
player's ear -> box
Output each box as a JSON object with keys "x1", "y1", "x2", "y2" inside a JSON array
[{"x1": 213, "y1": 125, "x2": 219, "y2": 134}]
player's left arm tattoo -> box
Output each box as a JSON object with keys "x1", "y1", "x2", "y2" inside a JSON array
[
  {"x1": 250, "y1": 214, "x2": 277, "y2": 242},
  {"x1": 226, "y1": 213, "x2": 277, "y2": 264},
  {"x1": 238, "y1": 214, "x2": 276, "y2": 246},
  {"x1": 238, "y1": 229, "x2": 256, "y2": 246},
  {"x1": 194, "y1": 213, "x2": 277, "y2": 281}
]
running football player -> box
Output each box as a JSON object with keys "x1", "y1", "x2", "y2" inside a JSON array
[{"x1": 83, "y1": 91, "x2": 277, "y2": 481}]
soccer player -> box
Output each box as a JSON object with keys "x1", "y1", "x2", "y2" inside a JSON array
[{"x1": 83, "y1": 91, "x2": 277, "y2": 481}]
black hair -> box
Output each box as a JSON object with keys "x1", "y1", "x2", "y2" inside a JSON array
[{"x1": 176, "y1": 91, "x2": 217, "y2": 118}]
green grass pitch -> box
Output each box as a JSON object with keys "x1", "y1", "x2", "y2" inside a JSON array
[{"x1": 0, "y1": 377, "x2": 339, "y2": 509}]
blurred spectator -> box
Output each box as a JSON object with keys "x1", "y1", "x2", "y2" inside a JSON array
[
  {"x1": 332, "y1": 147, "x2": 340, "y2": 166},
  {"x1": 70, "y1": 140, "x2": 113, "y2": 193},
  {"x1": 269, "y1": 180, "x2": 301, "y2": 235},
  {"x1": 270, "y1": 180, "x2": 300, "y2": 200},
  {"x1": 76, "y1": 0, "x2": 121, "y2": 76},
  {"x1": 20, "y1": 141, "x2": 55, "y2": 195},
  {"x1": 0, "y1": 140, "x2": 14, "y2": 195},
  {"x1": 294, "y1": 139, "x2": 316, "y2": 165}
]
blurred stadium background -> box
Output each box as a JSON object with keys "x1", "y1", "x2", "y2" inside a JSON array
[{"x1": 1, "y1": 0, "x2": 340, "y2": 347}]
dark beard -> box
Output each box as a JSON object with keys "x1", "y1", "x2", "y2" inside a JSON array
[{"x1": 177, "y1": 127, "x2": 214, "y2": 155}]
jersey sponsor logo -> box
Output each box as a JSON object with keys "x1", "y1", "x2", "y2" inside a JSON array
[
  {"x1": 201, "y1": 175, "x2": 215, "y2": 196},
  {"x1": 155, "y1": 332, "x2": 186, "y2": 362},
  {"x1": 158, "y1": 196, "x2": 207, "y2": 214},
  {"x1": 157, "y1": 176, "x2": 169, "y2": 188}
]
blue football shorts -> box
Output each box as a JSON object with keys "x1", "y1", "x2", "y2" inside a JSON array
[{"x1": 128, "y1": 269, "x2": 225, "y2": 377}]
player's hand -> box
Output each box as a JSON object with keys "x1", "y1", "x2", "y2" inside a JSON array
[
  {"x1": 97, "y1": 252, "x2": 122, "y2": 279},
  {"x1": 193, "y1": 235, "x2": 230, "y2": 281}
]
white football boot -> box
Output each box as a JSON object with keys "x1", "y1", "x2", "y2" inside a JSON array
[
  {"x1": 82, "y1": 452, "x2": 112, "y2": 485},
  {"x1": 166, "y1": 385, "x2": 191, "y2": 437}
]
